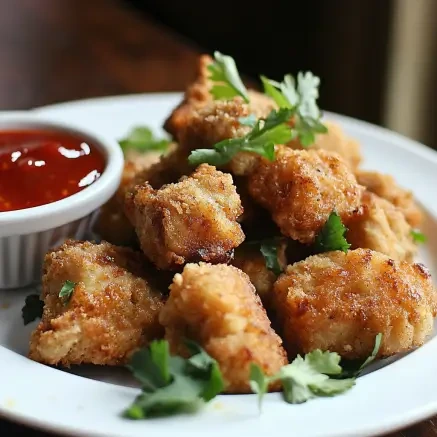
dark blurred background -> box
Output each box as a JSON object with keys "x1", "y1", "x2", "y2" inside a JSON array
[{"x1": 0, "y1": 0, "x2": 435, "y2": 147}]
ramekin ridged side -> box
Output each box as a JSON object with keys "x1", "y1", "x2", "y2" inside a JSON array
[
  {"x1": 0, "y1": 112, "x2": 124, "y2": 290},
  {"x1": 0, "y1": 212, "x2": 98, "y2": 289}
]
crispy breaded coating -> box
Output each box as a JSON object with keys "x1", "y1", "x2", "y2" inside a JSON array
[
  {"x1": 93, "y1": 146, "x2": 174, "y2": 246},
  {"x1": 177, "y1": 97, "x2": 275, "y2": 176},
  {"x1": 272, "y1": 248, "x2": 437, "y2": 360},
  {"x1": 159, "y1": 263, "x2": 288, "y2": 393},
  {"x1": 356, "y1": 170, "x2": 423, "y2": 227},
  {"x1": 29, "y1": 240, "x2": 165, "y2": 366},
  {"x1": 248, "y1": 147, "x2": 364, "y2": 243},
  {"x1": 347, "y1": 192, "x2": 417, "y2": 261},
  {"x1": 126, "y1": 164, "x2": 245, "y2": 270},
  {"x1": 233, "y1": 242, "x2": 287, "y2": 306},
  {"x1": 288, "y1": 121, "x2": 362, "y2": 170},
  {"x1": 164, "y1": 54, "x2": 276, "y2": 145}
]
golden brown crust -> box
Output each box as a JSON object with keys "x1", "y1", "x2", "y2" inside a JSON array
[
  {"x1": 93, "y1": 146, "x2": 175, "y2": 247},
  {"x1": 248, "y1": 147, "x2": 364, "y2": 243},
  {"x1": 177, "y1": 97, "x2": 274, "y2": 177},
  {"x1": 272, "y1": 248, "x2": 437, "y2": 360},
  {"x1": 288, "y1": 121, "x2": 362, "y2": 170},
  {"x1": 356, "y1": 170, "x2": 423, "y2": 227},
  {"x1": 164, "y1": 55, "x2": 214, "y2": 138},
  {"x1": 159, "y1": 263, "x2": 288, "y2": 393},
  {"x1": 347, "y1": 192, "x2": 417, "y2": 261},
  {"x1": 29, "y1": 240, "x2": 165, "y2": 366},
  {"x1": 126, "y1": 164, "x2": 245, "y2": 270}
]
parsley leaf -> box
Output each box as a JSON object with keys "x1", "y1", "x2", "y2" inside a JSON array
[
  {"x1": 280, "y1": 353, "x2": 354, "y2": 404},
  {"x1": 261, "y1": 72, "x2": 327, "y2": 146},
  {"x1": 249, "y1": 363, "x2": 271, "y2": 411},
  {"x1": 314, "y1": 211, "x2": 351, "y2": 253},
  {"x1": 411, "y1": 229, "x2": 427, "y2": 244},
  {"x1": 208, "y1": 51, "x2": 249, "y2": 103},
  {"x1": 337, "y1": 333, "x2": 383, "y2": 379},
  {"x1": 260, "y1": 240, "x2": 283, "y2": 276},
  {"x1": 250, "y1": 350, "x2": 355, "y2": 408},
  {"x1": 22, "y1": 294, "x2": 44, "y2": 325},
  {"x1": 188, "y1": 108, "x2": 294, "y2": 166},
  {"x1": 119, "y1": 126, "x2": 171, "y2": 154},
  {"x1": 58, "y1": 280, "x2": 76, "y2": 305},
  {"x1": 124, "y1": 339, "x2": 223, "y2": 419}
]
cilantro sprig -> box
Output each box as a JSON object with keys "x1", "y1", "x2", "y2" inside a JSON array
[
  {"x1": 119, "y1": 126, "x2": 171, "y2": 154},
  {"x1": 59, "y1": 280, "x2": 76, "y2": 305},
  {"x1": 411, "y1": 229, "x2": 426, "y2": 244},
  {"x1": 208, "y1": 51, "x2": 249, "y2": 103},
  {"x1": 261, "y1": 72, "x2": 327, "y2": 146},
  {"x1": 250, "y1": 334, "x2": 382, "y2": 409},
  {"x1": 124, "y1": 340, "x2": 224, "y2": 419},
  {"x1": 22, "y1": 294, "x2": 44, "y2": 325},
  {"x1": 188, "y1": 108, "x2": 294, "y2": 166},
  {"x1": 314, "y1": 211, "x2": 351, "y2": 253}
]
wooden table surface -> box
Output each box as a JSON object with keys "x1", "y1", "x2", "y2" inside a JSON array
[{"x1": 0, "y1": 0, "x2": 433, "y2": 436}]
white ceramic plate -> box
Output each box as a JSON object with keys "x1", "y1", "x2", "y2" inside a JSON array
[{"x1": 1, "y1": 93, "x2": 437, "y2": 437}]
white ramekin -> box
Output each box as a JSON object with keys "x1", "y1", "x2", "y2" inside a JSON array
[{"x1": 0, "y1": 112, "x2": 124, "y2": 289}]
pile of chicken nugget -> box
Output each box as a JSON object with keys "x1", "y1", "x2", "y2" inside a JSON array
[{"x1": 28, "y1": 54, "x2": 437, "y2": 394}]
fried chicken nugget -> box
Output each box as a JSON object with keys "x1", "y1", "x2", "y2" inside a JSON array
[
  {"x1": 93, "y1": 147, "x2": 173, "y2": 247},
  {"x1": 288, "y1": 121, "x2": 362, "y2": 170},
  {"x1": 159, "y1": 263, "x2": 288, "y2": 393},
  {"x1": 126, "y1": 164, "x2": 245, "y2": 270},
  {"x1": 164, "y1": 54, "x2": 277, "y2": 144},
  {"x1": 272, "y1": 248, "x2": 437, "y2": 360},
  {"x1": 346, "y1": 192, "x2": 417, "y2": 261},
  {"x1": 29, "y1": 240, "x2": 165, "y2": 366},
  {"x1": 356, "y1": 170, "x2": 423, "y2": 227},
  {"x1": 248, "y1": 147, "x2": 364, "y2": 243}
]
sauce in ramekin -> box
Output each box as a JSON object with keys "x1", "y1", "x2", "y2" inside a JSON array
[{"x1": 0, "y1": 130, "x2": 105, "y2": 212}]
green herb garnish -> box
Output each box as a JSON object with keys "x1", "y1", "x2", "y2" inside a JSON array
[
  {"x1": 22, "y1": 294, "x2": 44, "y2": 325},
  {"x1": 208, "y1": 51, "x2": 249, "y2": 103},
  {"x1": 250, "y1": 334, "x2": 381, "y2": 410},
  {"x1": 119, "y1": 126, "x2": 171, "y2": 154},
  {"x1": 260, "y1": 240, "x2": 283, "y2": 276},
  {"x1": 250, "y1": 350, "x2": 354, "y2": 409},
  {"x1": 411, "y1": 229, "x2": 426, "y2": 244},
  {"x1": 58, "y1": 280, "x2": 76, "y2": 305},
  {"x1": 261, "y1": 72, "x2": 327, "y2": 146},
  {"x1": 124, "y1": 340, "x2": 224, "y2": 419},
  {"x1": 314, "y1": 211, "x2": 351, "y2": 253},
  {"x1": 188, "y1": 108, "x2": 294, "y2": 166}
]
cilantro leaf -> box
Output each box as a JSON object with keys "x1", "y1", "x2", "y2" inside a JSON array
[
  {"x1": 260, "y1": 76, "x2": 291, "y2": 108},
  {"x1": 124, "y1": 340, "x2": 223, "y2": 419},
  {"x1": 260, "y1": 240, "x2": 283, "y2": 276},
  {"x1": 249, "y1": 363, "x2": 272, "y2": 411},
  {"x1": 314, "y1": 211, "x2": 351, "y2": 253},
  {"x1": 119, "y1": 126, "x2": 171, "y2": 153},
  {"x1": 250, "y1": 349, "x2": 356, "y2": 408},
  {"x1": 208, "y1": 51, "x2": 249, "y2": 103},
  {"x1": 22, "y1": 294, "x2": 44, "y2": 325},
  {"x1": 411, "y1": 229, "x2": 427, "y2": 244},
  {"x1": 261, "y1": 72, "x2": 327, "y2": 146},
  {"x1": 188, "y1": 108, "x2": 294, "y2": 166},
  {"x1": 279, "y1": 353, "x2": 355, "y2": 404},
  {"x1": 58, "y1": 280, "x2": 76, "y2": 305},
  {"x1": 305, "y1": 350, "x2": 342, "y2": 375},
  {"x1": 359, "y1": 333, "x2": 382, "y2": 371}
]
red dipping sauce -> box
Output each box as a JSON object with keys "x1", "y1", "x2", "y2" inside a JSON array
[{"x1": 0, "y1": 130, "x2": 105, "y2": 212}]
